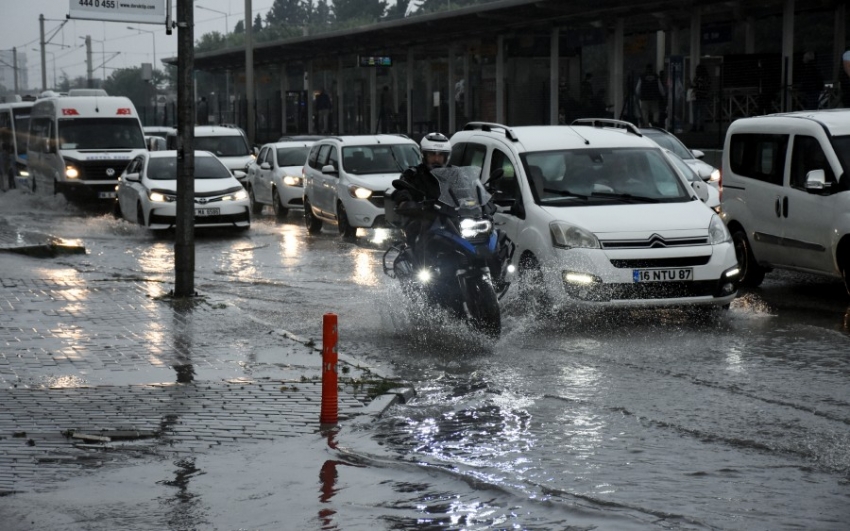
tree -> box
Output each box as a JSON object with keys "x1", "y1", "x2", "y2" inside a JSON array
[
  {"x1": 266, "y1": 0, "x2": 307, "y2": 27},
  {"x1": 332, "y1": 0, "x2": 387, "y2": 23},
  {"x1": 384, "y1": 0, "x2": 410, "y2": 19},
  {"x1": 234, "y1": 19, "x2": 245, "y2": 34},
  {"x1": 253, "y1": 13, "x2": 264, "y2": 32},
  {"x1": 312, "y1": 0, "x2": 333, "y2": 26},
  {"x1": 196, "y1": 31, "x2": 227, "y2": 53}
]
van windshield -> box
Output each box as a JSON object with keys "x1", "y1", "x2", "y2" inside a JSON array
[
  {"x1": 59, "y1": 118, "x2": 145, "y2": 150},
  {"x1": 195, "y1": 135, "x2": 250, "y2": 157}
]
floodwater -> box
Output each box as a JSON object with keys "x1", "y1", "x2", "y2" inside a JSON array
[{"x1": 1, "y1": 189, "x2": 849, "y2": 530}]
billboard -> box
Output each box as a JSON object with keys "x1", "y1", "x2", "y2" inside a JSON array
[{"x1": 68, "y1": 0, "x2": 167, "y2": 25}]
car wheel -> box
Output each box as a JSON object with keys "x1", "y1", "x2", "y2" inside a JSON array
[
  {"x1": 732, "y1": 228, "x2": 765, "y2": 287},
  {"x1": 249, "y1": 186, "x2": 263, "y2": 216},
  {"x1": 840, "y1": 256, "x2": 850, "y2": 297},
  {"x1": 304, "y1": 196, "x2": 322, "y2": 234},
  {"x1": 337, "y1": 201, "x2": 356, "y2": 239},
  {"x1": 517, "y1": 253, "x2": 552, "y2": 315},
  {"x1": 136, "y1": 203, "x2": 146, "y2": 227},
  {"x1": 112, "y1": 199, "x2": 122, "y2": 219},
  {"x1": 272, "y1": 187, "x2": 288, "y2": 222}
]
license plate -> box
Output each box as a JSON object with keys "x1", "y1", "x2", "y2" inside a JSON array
[
  {"x1": 633, "y1": 268, "x2": 693, "y2": 282},
  {"x1": 99, "y1": 191, "x2": 117, "y2": 199},
  {"x1": 195, "y1": 208, "x2": 220, "y2": 217}
]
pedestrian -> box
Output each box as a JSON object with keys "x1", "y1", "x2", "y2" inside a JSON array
[
  {"x1": 316, "y1": 88, "x2": 332, "y2": 134},
  {"x1": 197, "y1": 97, "x2": 209, "y2": 126},
  {"x1": 635, "y1": 63, "x2": 665, "y2": 127},
  {"x1": 690, "y1": 63, "x2": 711, "y2": 132},
  {"x1": 799, "y1": 51, "x2": 824, "y2": 110}
]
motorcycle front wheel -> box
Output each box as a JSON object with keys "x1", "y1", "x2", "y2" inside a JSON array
[{"x1": 463, "y1": 275, "x2": 501, "y2": 337}]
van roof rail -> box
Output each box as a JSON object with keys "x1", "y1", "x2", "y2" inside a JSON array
[
  {"x1": 462, "y1": 121, "x2": 519, "y2": 142},
  {"x1": 571, "y1": 118, "x2": 642, "y2": 137}
]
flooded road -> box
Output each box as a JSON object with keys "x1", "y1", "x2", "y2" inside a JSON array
[{"x1": 2, "y1": 190, "x2": 849, "y2": 529}]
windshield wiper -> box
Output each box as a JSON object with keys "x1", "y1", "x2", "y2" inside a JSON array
[
  {"x1": 590, "y1": 191, "x2": 660, "y2": 203},
  {"x1": 542, "y1": 187, "x2": 589, "y2": 200}
]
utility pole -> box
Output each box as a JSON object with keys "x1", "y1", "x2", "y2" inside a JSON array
[
  {"x1": 174, "y1": 0, "x2": 196, "y2": 297},
  {"x1": 85, "y1": 36, "x2": 93, "y2": 88},
  {"x1": 245, "y1": 0, "x2": 254, "y2": 145},
  {"x1": 39, "y1": 14, "x2": 46, "y2": 91}
]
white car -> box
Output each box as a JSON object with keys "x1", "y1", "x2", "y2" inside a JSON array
[
  {"x1": 115, "y1": 150, "x2": 250, "y2": 232},
  {"x1": 638, "y1": 126, "x2": 721, "y2": 188},
  {"x1": 302, "y1": 135, "x2": 421, "y2": 237},
  {"x1": 166, "y1": 125, "x2": 255, "y2": 186},
  {"x1": 246, "y1": 139, "x2": 315, "y2": 221},
  {"x1": 449, "y1": 120, "x2": 740, "y2": 312},
  {"x1": 661, "y1": 148, "x2": 721, "y2": 213}
]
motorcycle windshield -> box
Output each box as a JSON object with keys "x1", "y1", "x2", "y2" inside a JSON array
[{"x1": 430, "y1": 166, "x2": 490, "y2": 218}]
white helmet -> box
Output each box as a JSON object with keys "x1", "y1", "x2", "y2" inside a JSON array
[{"x1": 420, "y1": 132, "x2": 451, "y2": 169}]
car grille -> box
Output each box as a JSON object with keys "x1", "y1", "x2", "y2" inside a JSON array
[
  {"x1": 602, "y1": 235, "x2": 708, "y2": 249},
  {"x1": 79, "y1": 160, "x2": 128, "y2": 181},
  {"x1": 609, "y1": 280, "x2": 720, "y2": 300},
  {"x1": 610, "y1": 256, "x2": 711, "y2": 268},
  {"x1": 368, "y1": 193, "x2": 385, "y2": 209}
]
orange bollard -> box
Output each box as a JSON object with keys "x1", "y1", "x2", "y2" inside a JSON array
[{"x1": 320, "y1": 313, "x2": 339, "y2": 425}]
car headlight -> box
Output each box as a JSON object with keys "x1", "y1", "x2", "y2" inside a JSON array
[
  {"x1": 283, "y1": 175, "x2": 302, "y2": 187},
  {"x1": 459, "y1": 218, "x2": 492, "y2": 239},
  {"x1": 708, "y1": 214, "x2": 731, "y2": 244},
  {"x1": 708, "y1": 169, "x2": 721, "y2": 183},
  {"x1": 149, "y1": 191, "x2": 176, "y2": 202},
  {"x1": 65, "y1": 165, "x2": 79, "y2": 179},
  {"x1": 550, "y1": 221, "x2": 600, "y2": 249},
  {"x1": 349, "y1": 186, "x2": 372, "y2": 199},
  {"x1": 222, "y1": 189, "x2": 249, "y2": 201}
]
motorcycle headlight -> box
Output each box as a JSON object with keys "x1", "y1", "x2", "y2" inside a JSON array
[
  {"x1": 283, "y1": 175, "x2": 302, "y2": 187},
  {"x1": 550, "y1": 221, "x2": 600, "y2": 249},
  {"x1": 349, "y1": 186, "x2": 372, "y2": 199},
  {"x1": 459, "y1": 218, "x2": 492, "y2": 239},
  {"x1": 708, "y1": 214, "x2": 731, "y2": 244}
]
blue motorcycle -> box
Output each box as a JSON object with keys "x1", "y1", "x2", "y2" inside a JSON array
[{"x1": 383, "y1": 166, "x2": 513, "y2": 337}]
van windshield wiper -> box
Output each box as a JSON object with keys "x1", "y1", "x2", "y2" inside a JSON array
[
  {"x1": 590, "y1": 191, "x2": 660, "y2": 203},
  {"x1": 542, "y1": 188, "x2": 589, "y2": 200}
]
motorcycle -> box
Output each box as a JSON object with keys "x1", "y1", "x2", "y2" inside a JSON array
[{"x1": 382, "y1": 166, "x2": 514, "y2": 337}]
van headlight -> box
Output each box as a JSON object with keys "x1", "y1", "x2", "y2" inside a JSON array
[
  {"x1": 65, "y1": 165, "x2": 80, "y2": 179},
  {"x1": 708, "y1": 214, "x2": 731, "y2": 244},
  {"x1": 349, "y1": 186, "x2": 372, "y2": 199},
  {"x1": 550, "y1": 221, "x2": 600, "y2": 249}
]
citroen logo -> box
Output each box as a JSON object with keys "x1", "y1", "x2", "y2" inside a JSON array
[
  {"x1": 648, "y1": 234, "x2": 667, "y2": 248},
  {"x1": 106, "y1": 168, "x2": 115, "y2": 177}
]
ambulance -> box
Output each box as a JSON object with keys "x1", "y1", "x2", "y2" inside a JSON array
[{"x1": 27, "y1": 95, "x2": 146, "y2": 201}]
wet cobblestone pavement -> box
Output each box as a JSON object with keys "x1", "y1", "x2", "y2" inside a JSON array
[{"x1": 0, "y1": 234, "x2": 395, "y2": 495}]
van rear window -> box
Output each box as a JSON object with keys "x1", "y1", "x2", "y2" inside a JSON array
[{"x1": 59, "y1": 118, "x2": 145, "y2": 150}]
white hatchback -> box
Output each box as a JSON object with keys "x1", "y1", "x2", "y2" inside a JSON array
[
  {"x1": 246, "y1": 139, "x2": 314, "y2": 221},
  {"x1": 302, "y1": 135, "x2": 421, "y2": 237},
  {"x1": 115, "y1": 150, "x2": 250, "y2": 232},
  {"x1": 449, "y1": 121, "x2": 740, "y2": 312}
]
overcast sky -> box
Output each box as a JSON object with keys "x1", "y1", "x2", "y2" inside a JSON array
[{"x1": 0, "y1": 0, "x2": 280, "y2": 90}]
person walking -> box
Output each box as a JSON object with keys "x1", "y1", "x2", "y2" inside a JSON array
[
  {"x1": 636, "y1": 63, "x2": 665, "y2": 126},
  {"x1": 690, "y1": 63, "x2": 711, "y2": 132},
  {"x1": 316, "y1": 88, "x2": 332, "y2": 134}
]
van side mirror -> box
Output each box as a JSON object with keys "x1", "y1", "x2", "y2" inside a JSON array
[{"x1": 804, "y1": 169, "x2": 827, "y2": 192}]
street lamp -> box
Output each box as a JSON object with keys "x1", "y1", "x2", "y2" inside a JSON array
[
  {"x1": 128, "y1": 26, "x2": 158, "y2": 124},
  {"x1": 196, "y1": 4, "x2": 229, "y2": 35},
  {"x1": 127, "y1": 26, "x2": 157, "y2": 72}
]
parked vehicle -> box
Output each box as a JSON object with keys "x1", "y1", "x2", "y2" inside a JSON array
[
  {"x1": 449, "y1": 120, "x2": 739, "y2": 314},
  {"x1": 142, "y1": 126, "x2": 176, "y2": 139},
  {"x1": 246, "y1": 138, "x2": 315, "y2": 221},
  {"x1": 383, "y1": 166, "x2": 512, "y2": 337},
  {"x1": 661, "y1": 147, "x2": 721, "y2": 213},
  {"x1": 26, "y1": 96, "x2": 146, "y2": 201},
  {"x1": 165, "y1": 125, "x2": 255, "y2": 187},
  {"x1": 302, "y1": 135, "x2": 421, "y2": 237},
  {"x1": 114, "y1": 150, "x2": 250, "y2": 233},
  {"x1": 0, "y1": 101, "x2": 34, "y2": 191},
  {"x1": 720, "y1": 109, "x2": 850, "y2": 294}
]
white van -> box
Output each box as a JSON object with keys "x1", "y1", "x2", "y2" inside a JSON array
[
  {"x1": 0, "y1": 101, "x2": 34, "y2": 191},
  {"x1": 27, "y1": 96, "x2": 146, "y2": 201},
  {"x1": 720, "y1": 110, "x2": 850, "y2": 295}
]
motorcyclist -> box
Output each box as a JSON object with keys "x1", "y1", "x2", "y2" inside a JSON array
[{"x1": 391, "y1": 132, "x2": 453, "y2": 252}]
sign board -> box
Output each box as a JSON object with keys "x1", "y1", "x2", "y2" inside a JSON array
[
  {"x1": 358, "y1": 55, "x2": 392, "y2": 67},
  {"x1": 68, "y1": 0, "x2": 167, "y2": 25}
]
